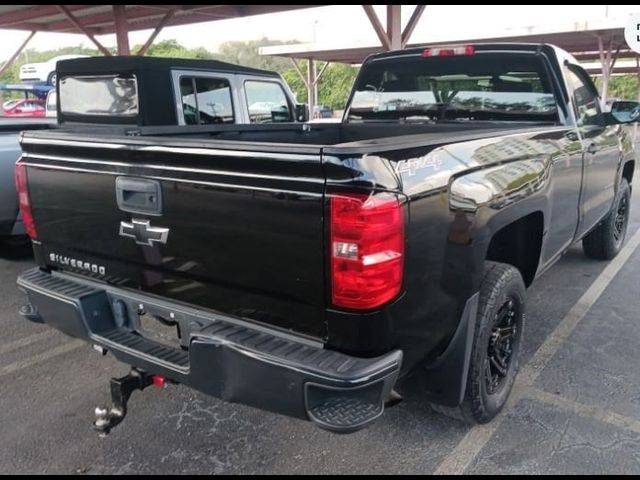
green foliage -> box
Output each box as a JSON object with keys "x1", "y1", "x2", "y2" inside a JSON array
[
  {"x1": 595, "y1": 75, "x2": 640, "y2": 100},
  {"x1": 282, "y1": 61, "x2": 358, "y2": 110},
  {"x1": 141, "y1": 39, "x2": 214, "y2": 60},
  {"x1": 608, "y1": 75, "x2": 640, "y2": 101},
  {"x1": 216, "y1": 37, "x2": 296, "y2": 72}
]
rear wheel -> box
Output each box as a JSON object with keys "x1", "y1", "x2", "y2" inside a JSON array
[
  {"x1": 583, "y1": 178, "x2": 631, "y2": 260},
  {"x1": 431, "y1": 261, "x2": 525, "y2": 424},
  {"x1": 47, "y1": 71, "x2": 57, "y2": 86}
]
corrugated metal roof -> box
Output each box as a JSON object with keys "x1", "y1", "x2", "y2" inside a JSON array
[{"x1": 0, "y1": 5, "x2": 318, "y2": 35}]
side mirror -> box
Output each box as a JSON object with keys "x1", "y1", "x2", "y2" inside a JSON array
[
  {"x1": 295, "y1": 103, "x2": 309, "y2": 122},
  {"x1": 13, "y1": 108, "x2": 23, "y2": 114},
  {"x1": 609, "y1": 101, "x2": 640, "y2": 124}
]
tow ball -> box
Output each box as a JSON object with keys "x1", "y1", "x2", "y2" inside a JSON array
[{"x1": 93, "y1": 369, "x2": 166, "y2": 436}]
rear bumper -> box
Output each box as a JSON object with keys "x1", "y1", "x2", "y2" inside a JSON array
[{"x1": 17, "y1": 268, "x2": 402, "y2": 433}]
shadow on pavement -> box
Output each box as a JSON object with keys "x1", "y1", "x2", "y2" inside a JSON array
[{"x1": 0, "y1": 237, "x2": 34, "y2": 260}]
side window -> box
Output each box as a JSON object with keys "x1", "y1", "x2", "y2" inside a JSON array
[
  {"x1": 565, "y1": 67, "x2": 603, "y2": 128},
  {"x1": 245, "y1": 81, "x2": 292, "y2": 123},
  {"x1": 179, "y1": 77, "x2": 234, "y2": 125}
]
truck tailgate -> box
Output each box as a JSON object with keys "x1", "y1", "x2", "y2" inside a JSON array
[{"x1": 20, "y1": 132, "x2": 327, "y2": 339}]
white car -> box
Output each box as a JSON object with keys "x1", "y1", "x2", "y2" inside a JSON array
[{"x1": 19, "y1": 54, "x2": 90, "y2": 86}]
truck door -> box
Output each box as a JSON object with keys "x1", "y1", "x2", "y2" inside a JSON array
[{"x1": 565, "y1": 65, "x2": 621, "y2": 238}]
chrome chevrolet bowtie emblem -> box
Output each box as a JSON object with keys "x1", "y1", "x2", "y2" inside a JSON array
[{"x1": 119, "y1": 219, "x2": 169, "y2": 247}]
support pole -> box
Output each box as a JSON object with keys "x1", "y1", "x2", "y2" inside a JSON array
[
  {"x1": 307, "y1": 58, "x2": 317, "y2": 114},
  {"x1": 386, "y1": 4, "x2": 402, "y2": 50},
  {"x1": 137, "y1": 9, "x2": 176, "y2": 56},
  {"x1": 598, "y1": 36, "x2": 610, "y2": 110},
  {"x1": 58, "y1": 5, "x2": 111, "y2": 56},
  {"x1": 0, "y1": 31, "x2": 36, "y2": 78},
  {"x1": 113, "y1": 5, "x2": 130, "y2": 55}
]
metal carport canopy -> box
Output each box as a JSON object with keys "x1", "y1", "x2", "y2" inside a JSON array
[
  {"x1": 0, "y1": 5, "x2": 319, "y2": 34},
  {"x1": 0, "y1": 5, "x2": 322, "y2": 56},
  {"x1": 260, "y1": 26, "x2": 634, "y2": 67}
]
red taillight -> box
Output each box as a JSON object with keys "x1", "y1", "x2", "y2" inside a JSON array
[
  {"x1": 330, "y1": 193, "x2": 404, "y2": 310},
  {"x1": 15, "y1": 161, "x2": 37, "y2": 239},
  {"x1": 422, "y1": 45, "x2": 475, "y2": 57}
]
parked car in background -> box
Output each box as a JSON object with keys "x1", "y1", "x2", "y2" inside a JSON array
[
  {"x1": 19, "y1": 54, "x2": 90, "y2": 85},
  {"x1": 2, "y1": 98, "x2": 45, "y2": 118},
  {"x1": 0, "y1": 118, "x2": 54, "y2": 247},
  {"x1": 313, "y1": 104, "x2": 334, "y2": 119}
]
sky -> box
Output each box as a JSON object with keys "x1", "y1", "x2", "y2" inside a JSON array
[{"x1": 0, "y1": 5, "x2": 638, "y2": 62}]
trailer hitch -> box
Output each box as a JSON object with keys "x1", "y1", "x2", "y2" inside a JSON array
[{"x1": 94, "y1": 369, "x2": 165, "y2": 436}]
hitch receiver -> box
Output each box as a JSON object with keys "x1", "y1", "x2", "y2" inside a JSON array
[{"x1": 94, "y1": 369, "x2": 157, "y2": 436}]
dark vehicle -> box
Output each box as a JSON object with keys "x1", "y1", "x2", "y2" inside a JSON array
[
  {"x1": 0, "y1": 118, "x2": 54, "y2": 247},
  {"x1": 312, "y1": 104, "x2": 334, "y2": 119},
  {"x1": 16, "y1": 45, "x2": 638, "y2": 434}
]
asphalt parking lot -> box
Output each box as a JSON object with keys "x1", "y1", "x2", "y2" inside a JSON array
[{"x1": 2, "y1": 190, "x2": 640, "y2": 475}]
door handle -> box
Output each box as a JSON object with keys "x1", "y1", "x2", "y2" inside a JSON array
[
  {"x1": 116, "y1": 177, "x2": 163, "y2": 215},
  {"x1": 586, "y1": 143, "x2": 601, "y2": 155}
]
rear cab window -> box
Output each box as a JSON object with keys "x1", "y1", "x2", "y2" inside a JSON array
[
  {"x1": 244, "y1": 80, "x2": 293, "y2": 123},
  {"x1": 179, "y1": 76, "x2": 235, "y2": 125},
  {"x1": 347, "y1": 52, "x2": 559, "y2": 124},
  {"x1": 59, "y1": 75, "x2": 138, "y2": 117}
]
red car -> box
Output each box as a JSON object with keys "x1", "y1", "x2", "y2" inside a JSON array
[{"x1": 2, "y1": 98, "x2": 46, "y2": 117}]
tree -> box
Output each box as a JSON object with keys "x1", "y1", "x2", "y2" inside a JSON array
[
  {"x1": 595, "y1": 75, "x2": 640, "y2": 100},
  {"x1": 141, "y1": 39, "x2": 213, "y2": 59},
  {"x1": 283, "y1": 61, "x2": 358, "y2": 110}
]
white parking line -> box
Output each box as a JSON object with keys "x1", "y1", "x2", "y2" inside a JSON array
[
  {"x1": 0, "y1": 340, "x2": 84, "y2": 379},
  {"x1": 527, "y1": 387, "x2": 640, "y2": 435},
  {"x1": 434, "y1": 228, "x2": 640, "y2": 475},
  {"x1": 0, "y1": 331, "x2": 53, "y2": 356}
]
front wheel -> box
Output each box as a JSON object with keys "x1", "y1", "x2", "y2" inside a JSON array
[
  {"x1": 583, "y1": 178, "x2": 631, "y2": 260},
  {"x1": 431, "y1": 261, "x2": 525, "y2": 424},
  {"x1": 47, "y1": 71, "x2": 57, "y2": 86}
]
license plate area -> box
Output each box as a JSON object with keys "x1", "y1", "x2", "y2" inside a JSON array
[
  {"x1": 123, "y1": 300, "x2": 189, "y2": 350},
  {"x1": 138, "y1": 311, "x2": 182, "y2": 349}
]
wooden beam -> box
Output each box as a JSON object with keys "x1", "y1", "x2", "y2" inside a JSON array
[
  {"x1": 137, "y1": 9, "x2": 177, "y2": 56},
  {"x1": 57, "y1": 5, "x2": 111, "y2": 56},
  {"x1": 0, "y1": 31, "x2": 36, "y2": 77},
  {"x1": 362, "y1": 5, "x2": 391, "y2": 51},
  {"x1": 402, "y1": 5, "x2": 426, "y2": 48},
  {"x1": 113, "y1": 5, "x2": 130, "y2": 55}
]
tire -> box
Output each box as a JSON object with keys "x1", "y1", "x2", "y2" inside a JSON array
[
  {"x1": 583, "y1": 178, "x2": 631, "y2": 260},
  {"x1": 431, "y1": 261, "x2": 526, "y2": 424},
  {"x1": 47, "y1": 71, "x2": 57, "y2": 86}
]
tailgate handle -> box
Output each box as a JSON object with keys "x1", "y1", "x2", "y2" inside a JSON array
[{"x1": 116, "y1": 177, "x2": 163, "y2": 216}]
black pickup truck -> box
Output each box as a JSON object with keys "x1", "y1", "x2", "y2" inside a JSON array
[{"x1": 16, "y1": 44, "x2": 639, "y2": 433}]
